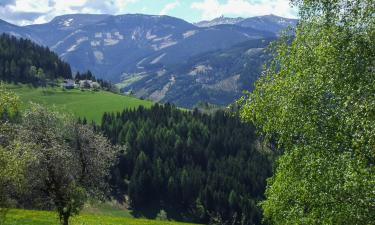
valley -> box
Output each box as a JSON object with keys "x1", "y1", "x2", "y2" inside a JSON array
[
  {"x1": 0, "y1": 1, "x2": 372, "y2": 225},
  {"x1": 0, "y1": 13, "x2": 296, "y2": 107}
]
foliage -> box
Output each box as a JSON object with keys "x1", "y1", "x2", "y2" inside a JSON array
[
  {"x1": 262, "y1": 148, "x2": 374, "y2": 224},
  {"x1": 239, "y1": 0, "x2": 375, "y2": 224},
  {"x1": 0, "y1": 84, "x2": 19, "y2": 117},
  {"x1": 156, "y1": 209, "x2": 168, "y2": 221},
  {"x1": 101, "y1": 104, "x2": 273, "y2": 224},
  {"x1": 0, "y1": 34, "x2": 72, "y2": 84},
  {"x1": 0, "y1": 86, "x2": 30, "y2": 224},
  {"x1": 15, "y1": 104, "x2": 118, "y2": 225}
]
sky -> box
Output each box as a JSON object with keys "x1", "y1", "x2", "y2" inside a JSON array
[{"x1": 0, "y1": 0, "x2": 298, "y2": 26}]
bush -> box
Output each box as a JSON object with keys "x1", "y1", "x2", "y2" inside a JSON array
[{"x1": 156, "y1": 209, "x2": 168, "y2": 221}]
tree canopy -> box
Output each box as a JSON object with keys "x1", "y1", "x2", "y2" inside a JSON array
[
  {"x1": 0, "y1": 34, "x2": 72, "y2": 84},
  {"x1": 100, "y1": 104, "x2": 273, "y2": 224},
  {"x1": 239, "y1": 0, "x2": 374, "y2": 224},
  {"x1": 17, "y1": 104, "x2": 118, "y2": 225},
  {"x1": 0, "y1": 85, "x2": 29, "y2": 224},
  {"x1": 0, "y1": 85, "x2": 118, "y2": 225}
]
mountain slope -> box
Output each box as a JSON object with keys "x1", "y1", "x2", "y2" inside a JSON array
[
  {"x1": 0, "y1": 19, "x2": 40, "y2": 43},
  {"x1": 0, "y1": 14, "x2": 278, "y2": 83},
  {"x1": 25, "y1": 14, "x2": 111, "y2": 46},
  {"x1": 6, "y1": 84, "x2": 153, "y2": 123},
  {"x1": 7, "y1": 209, "x2": 197, "y2": 225},
  {"x1": 237, "y1": 14, "x2": 298, "y2": 34},
  {"x1": 195, "y1": 14, "x2": 298, "y2": 35},
  {"x1": 25, "y1": 14, "x2": 275, "y2": 82},
  {"x1": 47, "y1": 14, "x2": 198, "y2": 81},
  {"x1": 0, "y1": 14, "x2": 296, "y2": 107},
  {"x1": 194, "y1": 16, "x2": 244, "y2": 27},
  {"x1": 119, "y1": 37, "x2": 275, "y2": 107}
]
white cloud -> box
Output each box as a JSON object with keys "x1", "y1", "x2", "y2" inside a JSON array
[
  {"x1": 0, "y1": 0, "x2": 140, "y2": 25},
  {"x1": 191, "y1": 0, "x2": 298, "y2": 20},
  {"x1": 8, "y1": 0, "x2": 52, "y2": 13},
  {"x1": 159, "y1": 1, "x2": 180, "y2": 16},
  {"x1": 0, "y1": 0, "x2": 297, "y2": 26}
]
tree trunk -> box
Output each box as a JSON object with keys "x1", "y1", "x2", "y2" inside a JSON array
[
  {"x1": 60, "y1": 213, "x2": 69, "y2": 225},
  {"x1": 63, "y1": 215, "x2": 69, "y2": 225}
]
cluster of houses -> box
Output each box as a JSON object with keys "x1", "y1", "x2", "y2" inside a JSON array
[{"x1": 63, "y1": 79, "x2": 100, "y2": 90}]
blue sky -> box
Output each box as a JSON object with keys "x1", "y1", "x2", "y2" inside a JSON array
[{"x1": 0, "y1": 0, "x2": 298, "y2": 26}]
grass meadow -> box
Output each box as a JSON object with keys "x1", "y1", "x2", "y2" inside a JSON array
[{"x1": 5, "y1": 84, "x2": 153, "y2": 123}]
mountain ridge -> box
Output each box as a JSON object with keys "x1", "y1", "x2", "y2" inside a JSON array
[
  {"x1": 194, "y1": 15, "x2": 245, "y2": 27},
  {"x1": 119, "y1": 37, "x2": 275, "y2": 107},
  {"x1": 195, "y1": 14, "x2": 298, "y2": 34},
  {"x1": 0, "y1": 13, "x2": 296, "y2": 107}
]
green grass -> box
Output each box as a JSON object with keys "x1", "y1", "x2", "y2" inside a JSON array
[
  {"x1": 81, "y1": 200, "x2": 133, "y2": 218},
  {"x1": 4, "y1": 209, "x2": 199, "y2": 225},
  {"x1": 5, "y1": 84, "x2": 153, "y2": 123}
]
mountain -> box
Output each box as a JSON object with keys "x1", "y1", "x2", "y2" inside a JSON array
[
  {"x1": 194, "y1": 15, "x2": 245, "y2": 27},
  {"x1": 0, "y1": 19, "x2": 40, "y2": 43},
  {"x1": 195, "y1": 14, "x2": 298, "y2": 35},
  {"x1": 0, "y1": 14, "x2": 278, "y2": 81},
  {"x1": 25, "y1": 14, "x2": 111, "y2": 46},
  {"x1": 0, "y1": 14, "x2": 296, "y2": 107},
  {"x1": 27, "y1": 14, "x2": 111, "y2": 32},
  {"x1": 237, "y1": 14, "x2": 298, "y2": 34},
  {"x1": 118, "y1": 37, "x2": 275, "y2": 108},
  {"x1": 24, "y1": 14, "x2": 274, "y2": 81}
]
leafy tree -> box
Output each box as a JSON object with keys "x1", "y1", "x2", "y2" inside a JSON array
[
  {"x1": 0, "y1": 85, "x2": 19, "y2": 118},
  {"x1": 17, "y1": 104, "x2": 118, "y2": 225},
  {"x1": 156, "y1": 209, "x2": 168, "y2": 221},
  {"x1": 28, "y1": 66, "x2": 37, "y2": 78},
  {"x1": 0, "y1": 86, "x2": 30, "y2": 224},
  {"x1": 36, "y1": 68, "x2": 45, "y2": 81},
  {"x1": 239, "y1": 0, "x2": 374, "y2": 224}
]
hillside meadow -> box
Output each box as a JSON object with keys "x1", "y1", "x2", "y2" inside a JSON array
[
  {"x1": 4, "y1": 84, "x2": 153, "y2": 123},
  {"x1": 4, "y1": 209, "x2": 199, "y2": 225}
]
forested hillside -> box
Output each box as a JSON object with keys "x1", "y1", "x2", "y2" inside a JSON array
[
  {"x1": 1, "y1": 1, "x2": 373, "y2": 225},
  {"x1": 100, "y1": 104, "x2": 273, "y2": 224},
  {"x1": 121, "y1": 37, "x2": 275, "y2": 107},
  {"x1": 0, "y1": 32, "x2": 272, "y2": 223},
  {"x1": 0, "y1": 34, "x2": 72, "y2": 83}
]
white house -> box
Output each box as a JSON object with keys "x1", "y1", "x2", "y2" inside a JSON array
[
  {"x1": 79, "y1": 80, "x2": 93, "y2": 88},
  {"x1": 79, "y1": 80, "x2": 100, "y2": 89}
]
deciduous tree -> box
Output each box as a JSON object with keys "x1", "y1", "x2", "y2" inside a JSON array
[
  {"x1": 17, "y1": 104, "x2": 118, "y2": 225},
  {"x1": 0, "y1": 86, "x2": 30, "y2": 224},
  {"x1": 239, "y1": 0, "x2": 374, "y2": 224}
]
